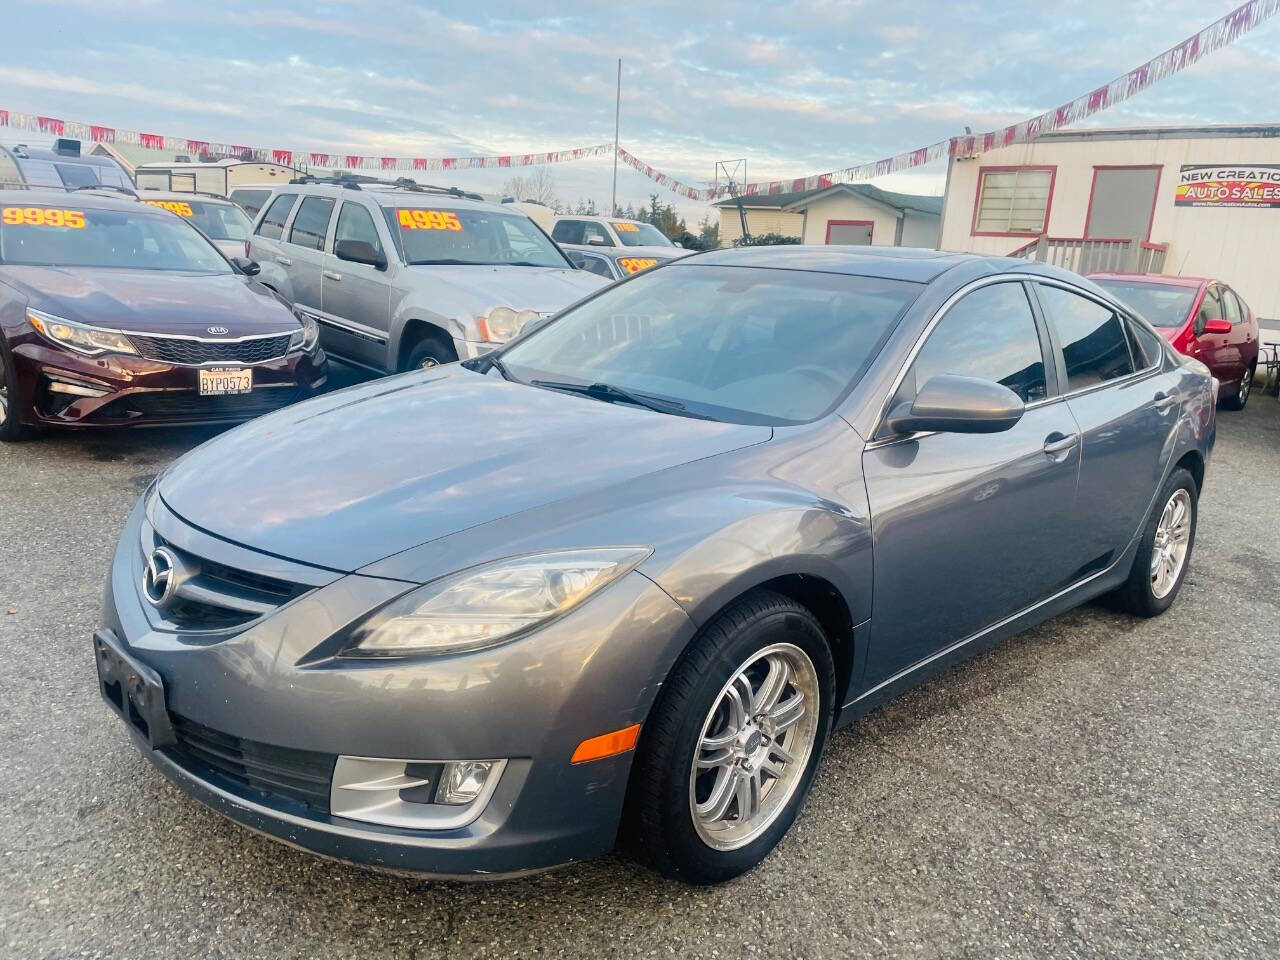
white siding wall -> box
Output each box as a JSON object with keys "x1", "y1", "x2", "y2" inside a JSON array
[
  {"x1": 940, "y1": 133, "x2": 1280, "y2": 317},
  {"x1": 718, "y1": 207, "x2": 804, "y2": 245},
  {"x1": 801, "y1": 194, "x2": 900, "y2": 245},
  {"x1": 900, "y1": 210, "x2": 941, "y2": 248}
]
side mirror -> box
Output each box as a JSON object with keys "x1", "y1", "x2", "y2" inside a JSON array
[
  {"x1": 335, "y1": 239, "x2": 387, "y2": 270},
  {"x1": 230, "y1": 256, "x2": 260, "y2": 276},
  {"x1": 887, "y1": 374, "x2": 1025, "y2": 435},
  {"x1": 566, "y1": 251, "x2": 588, "y2": 269},
  {"x1": 586, "y1": 235, "x2": 608, "y2": 246},
  {"x1": 1202, "y1": 317, "x2": 1232, "y2": 335}
]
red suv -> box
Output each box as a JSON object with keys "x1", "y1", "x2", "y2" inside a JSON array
[{"x1": 1091, "y1": 273, "x2": 1260, "y2": 410}]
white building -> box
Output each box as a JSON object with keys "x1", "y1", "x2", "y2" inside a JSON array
[
  {"x1": 939, "y1": 124, "x2": 1280, "y2": 318},
  {"x1": 714, "y1": 183, "x2": 941, "y2": 248}
]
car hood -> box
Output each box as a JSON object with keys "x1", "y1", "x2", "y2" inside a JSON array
[
  {"x1": 403, "y1": 264, "x2": 608, "y2": 313},
  {"x1": 158, "y1": 366, "x2": 771, "y2": 572},
  {"x1": 0, "y1": 266, "x2": 297, "y2": 334}
]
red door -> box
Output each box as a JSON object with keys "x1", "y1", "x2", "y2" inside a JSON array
[{"x1": 1193, "y1": 285, "x2": 1235, "y2": 382}]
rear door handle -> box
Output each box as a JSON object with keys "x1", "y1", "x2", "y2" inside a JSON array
[
  {"x1": 1043, "y1": 432, "x2": 1079, "y2": 460},
  {"x1": 323, "y1": 270, "x2": 342, "y2": 281},
  {"x1": 1153, "y1": 391, "x2": 1178, "y2": 411},
  {"x1": 277, "y1": 256, "x2": 292, "y2": 266}
]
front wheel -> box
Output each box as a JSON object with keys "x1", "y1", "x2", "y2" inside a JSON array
[
  {"x1": 0, "y1": 342, "x2": 30, "y2": 442},
  {"x1": 622, "y1": 591, "x2": 835, "y2": 884},
  {"x1": 1111, "y1": 467, "x2": 1198, "y2": 617},
  {"x1": 1219, "y1": 363, "x2": 1255, "y2": 410},
  {"x1": 403, "y1": 334, "x2": 458, "y2": 371}
]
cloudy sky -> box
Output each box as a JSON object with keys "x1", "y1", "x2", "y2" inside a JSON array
[{"x1": 5, "y1": 0, "x2": 1278, "y2": 222}]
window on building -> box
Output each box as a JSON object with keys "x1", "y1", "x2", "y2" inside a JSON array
[
  {"x1": 1037, "y1": 285, "x2": 1135, "y2": 390},
  {"x1": 974, "y1": 168, "x2": 1053, "y2": 234}
]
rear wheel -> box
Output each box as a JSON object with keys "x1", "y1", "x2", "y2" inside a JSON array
[
  {"x1": 0, "y1": 343, "x2": 30, "y2": 442},
  {"x1": 622, "y1": 590, "x2": 835, "y2": 884},
  {"x1": 403, "y1": 333, "x2": 457, "y2": 371},
  {"x1": 1111, "y1": 467, "x2": 1197, "y2": 617},
  {"x1": 1220, "y1": 362, "x2": 1255, "y2": 410}
]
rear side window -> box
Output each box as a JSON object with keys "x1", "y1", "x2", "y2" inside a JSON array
[
  {"x1": 256, "y1": 193, "x2": 297, "y2": 240},
  {"x1": 1124, "y1": 316, "x2": 1165, "y2": 369},
  {"x1": 288, "y1": 197, "x2": 335, "y2": 250},
  {"x1": 1038, "y1": 285, "x2": 1135, "y2": 390},
  {"x1": 576, "y1": 253, "x2": 615, "y2": 279},
  {"x1": 907, "y1": 281, "x2": 1048, "y2": 403},
  {"x1": 55, "y1": 163, "x2": 100, "y2": 188}
]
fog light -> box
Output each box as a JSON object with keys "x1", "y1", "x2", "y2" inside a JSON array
[{"x1": 436, "y1": 760, "x2": 498, "y2": 805}]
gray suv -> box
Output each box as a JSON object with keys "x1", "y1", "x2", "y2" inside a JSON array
[{"x1": 248, "y1": 178, "x2": 608, "y2": 371}]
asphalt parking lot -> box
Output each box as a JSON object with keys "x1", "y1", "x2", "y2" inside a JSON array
[{"x1": 2, "y1": 368, "x2": 1277, "y2": 960}]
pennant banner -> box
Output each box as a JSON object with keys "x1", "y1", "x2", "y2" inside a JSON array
[{"x1": 0, "y1": 0, "x2": 1273, "y2": 201}]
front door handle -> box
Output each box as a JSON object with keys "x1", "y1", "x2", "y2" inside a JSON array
[
  {"x1": 323, "y1": 270, "x2": 342, "y2": 281},
  {"x1": 1043, "y1": 432, "x2": 1079, "y2": 461},
  {"x1": 1153, "y1": 391, "x2": 1178, "y2": 412},
  {"x1": 277, "y1": 256, "x2": 292, "y2": 266}
]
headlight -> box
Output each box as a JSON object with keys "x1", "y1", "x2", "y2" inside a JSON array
[
  {"x1": 289, "y1": 311, "x2": 319, "y2": 352},
  {"x1": 343, "y1": 547, "x2": 651, "y2": 657},
  {"x1": 27, "y1": 309, "x2": 138, "y2": 357},
  {"x1": 476, "y1": 307, "x2": 541, "y2": 343}
]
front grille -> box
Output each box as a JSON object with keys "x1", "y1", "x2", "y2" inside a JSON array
[
  {"x1": 166, "y1": 713, "x2": 335, "y2": 813},
  {"x1": 129, "y1": 333, "x2": 293, "y2": 365},
  {"x1": 91, "y1": 387, "x2": 302, "y2": 422}
]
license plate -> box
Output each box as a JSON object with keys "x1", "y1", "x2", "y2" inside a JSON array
[
  {"x1": 94, "y1": 629, "x2": 176, "y2": 748},
  {"x1": 199, "y1": 367, "x2": 252, "y2": 396}
]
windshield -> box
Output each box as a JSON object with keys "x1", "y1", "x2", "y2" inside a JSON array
[
  {"x1": 500, "y1": 264, "x2": 920, "y2": 425},
  {"x1": 612, "y1": 221, "x2": 672, "y2": 247},
  {"x1": 382, "y1": 206, "x2": 568, "y2": 267},
  {"x1": 143, "y1": 198, "x2": 253, "y2": 241},
  {"x1": 0, "y1": 204, "x2": 232, "y2": 272},
  {"x1": 1092, "y1": 279, "x2": 1197, "y2": 328}
]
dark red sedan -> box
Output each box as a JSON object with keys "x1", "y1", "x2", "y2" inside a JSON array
[
  {"x1": 0, "y1": 190, "x2": 326, "y2": 440},
  {"x1": 1091, "y1": 273, "x2": 1260, "y2": 410}
]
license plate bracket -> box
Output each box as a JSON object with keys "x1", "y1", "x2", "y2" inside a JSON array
[
  {"x1": 199, "y1": 367, "x2": 253, "y2": 396},
  {"x1": 94, "y1": 629, "x2": 176, "y2": 748}
]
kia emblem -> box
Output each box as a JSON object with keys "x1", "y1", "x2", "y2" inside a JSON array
[{"x1": 207, "y1": 326, "x2": 230, "y2": 336}]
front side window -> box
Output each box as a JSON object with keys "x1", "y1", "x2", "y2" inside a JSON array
[
  {"x1": 551, "y1": 219, "x2": 585, "y2": 244},
  {"x1": 612, "y1": 221, "x2": 672, "y2": 247},
  {"x1": 383, "y1": 206, "x2": 569, "y2": 268},
  {"x1": 0, "y1": 204, "x2": 230, "y2": 273},
  {"x1": 974, "y1": 167, "x2": 1053, "y2": 234},
  {"x1": 905, "y1": 282, "x2": 1048, "y2": 403},
  {"x1": 256, "y1": 193, "x2": 297, "y2": 240},
  {"x1": 1221, "y1": 288, "x2": 1242, "y2": 326},
  {"x1": 575, "y1": 252, "x2": 615, "y2": 279},
  {"x1": 333, "y1": 202, "x2": 384, "y2": 257},
  {"x1": 500, "y1": 264, "x2": 921, "y2": 425},
  {"x1": 1196, "y1": 286, "x2": 1223, "y2": 334},
  {"x1": 1038, "y1": 285, "x2": 1135, "y2": 390},
  {"x1": 288, "y1": 196, "x2": 335, "y2": 250},
  {"x1": 54, "y1": 163, "x2": 101, "y2": 189}
]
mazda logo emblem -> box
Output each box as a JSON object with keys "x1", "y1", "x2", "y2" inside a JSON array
[
  {"x1": 207, "y1": 326, "x2": 230, "y2": 336},
  {"x1": 142, "y1": 547, "x2": 180, "y2": 608}
]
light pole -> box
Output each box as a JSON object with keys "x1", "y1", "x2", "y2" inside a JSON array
[{"x1": 611, "y1": 58, "x2": 621, "y2": 216}]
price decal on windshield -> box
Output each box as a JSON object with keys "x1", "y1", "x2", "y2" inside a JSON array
[
  {"x1": 397, "y1": 209, "x2": 463, "y2": 231},
  {"x1": 1, "y1": 207, "x2": 86, "y2": 229},
  {"x1": 612, "y1": 222, "x2": 639, "y2": 232},
  {"x1": 144, "y1": 200, "x2": 194, "y2": 217},
  {"x1": 618, "y1": 257, "x2": 659, "y2": 274}
]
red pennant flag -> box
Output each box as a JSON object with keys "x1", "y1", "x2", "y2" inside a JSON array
[
  {"x1": 0, "y1": 109, "x2": 8, "y2": 127},
  {"x1": 413, "y1": 158, "x2": 428, "y2": 170},
  {"x1": 498, "y1": 156, "x2": 511, "y2": 167},
  {"x1": 230, "y1": 145, "x2": 252, "y2": 159},
  {"x1": 345, "y1": 155, "x2": 362, "y2": 169},
  {"x1": 139, "y1": 132, "x2": 165, "y2": 150},
  {"x1": 187, "y1": 139, "x2": 209, "y2": 155},
  {"x1": 272, "y1": 149, "x2": 293, "y2": 166},
  {"x1": 442, "y1": 158, "x2": 456, "y2": 169},
  {"x1": 381, "y1": 157, "x2": 397, "y2": 170},
  {"x1": 37, "y1": 116, "x2": 65, "y2": 135},
  {"x1": 309, "y1": 152, "x2": 330, "y2": 167},
  {"x1": 90, "y1": 125, "x2": 115, "y2": 143}
]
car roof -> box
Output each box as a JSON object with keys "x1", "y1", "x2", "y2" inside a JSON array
[
  {"x1": 687, "y1": 245, "x2": 982, "y2": 283},
  {"x1": 0, "y1": 187, "x2": 158, "y2": 213},
  {"x1": 137, "y1": 190, "x2": 237, "y2": 205},
  {"x1": 1089, "y1": 272, "x2": 1209, "y2": 288},
  {"x1": 262, "y1": 181, "x2": 508, "y2": 214}
]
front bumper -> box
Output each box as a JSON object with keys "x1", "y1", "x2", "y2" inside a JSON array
[
  {"x1": 96, "y1": 496, "x2": 695, "y2": 877},
  {"x1": 9, "y1": 335, "x2": 326, "y2": 428}
]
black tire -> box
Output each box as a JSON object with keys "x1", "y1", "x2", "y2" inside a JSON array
[
  {"x1": 1111, "y1": 467, "x2": 1198, "y2": 617},
  {"x1": 1219, "y1": 363, "x2": 1255, "y2": 411},
  {"x1": 403, "y1": 333, "x2": 458, "y2": 371},
  {"x1": 0, "y1": 340, "x2": 30, "y2": 443},
  {"x1": 621, "y1": 590, "x2": 836, "y2": 884}
]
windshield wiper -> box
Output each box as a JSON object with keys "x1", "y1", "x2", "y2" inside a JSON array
[
  {"x1": 486, "y1": 354, "x2": 515, "y2": 381},
  {"x1": 530, "y1": 379, "x2": 713, "y2": 419}
]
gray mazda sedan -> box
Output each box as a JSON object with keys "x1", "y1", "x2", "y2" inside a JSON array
[{"x1": 95, "y1": 246, "x2": 1215, "y2": 883}]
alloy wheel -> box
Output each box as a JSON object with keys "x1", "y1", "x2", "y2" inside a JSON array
[
  {"x1": 1151, "y1": 488, "x2": 1192, "y2": 599},
  {"x1": 0, "y1": 356, "x2": 8, "y2": 424},
  {"x1": 1239, "y1": 370, "x2": 1252, "y2": 405},
  {"x1": 689, "y1": 642, "x2": 820, "y2": 851},
  {"x1": 419, "y1": 357, "x2": 439, "y2": 369}
]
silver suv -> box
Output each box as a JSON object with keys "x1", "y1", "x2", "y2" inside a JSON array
[{"x1": 248, "y1": 178, "x2": 608, "y2": 370}]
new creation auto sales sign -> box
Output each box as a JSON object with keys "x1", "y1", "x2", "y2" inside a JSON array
[{"x1": 1175, "y1": 164, "x2": 1280, "y2": 207}]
